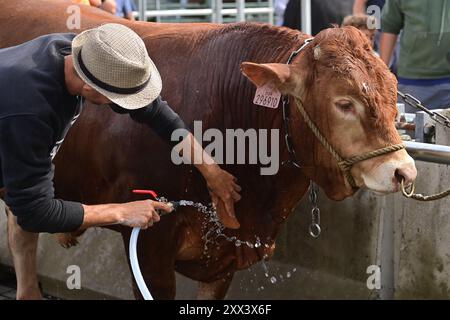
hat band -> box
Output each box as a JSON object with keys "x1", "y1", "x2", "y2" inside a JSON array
[{"x1": 77, "y1": 48, "x2": 150, "y2": 95}]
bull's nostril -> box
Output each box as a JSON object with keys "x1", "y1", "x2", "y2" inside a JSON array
[{"x1": 395, "y1": 169, "x2": 405, "y2": 184}]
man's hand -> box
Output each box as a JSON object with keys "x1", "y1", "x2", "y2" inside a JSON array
[
  {"x1": 205, "y1": 166, "x2": 242, "y2": 229},
  {"x1": 81, "y1": 200, "x2": 173, "y2": 230},
  {"x1": 116, "y1": 200, "x2": 173, "y2": 229},
  {"x1": 174, "y1": 132, "x2": 242, "y2": 229}
]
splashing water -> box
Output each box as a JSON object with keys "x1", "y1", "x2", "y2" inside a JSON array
[
  {"x1": 158, "y1": 196, "x2": 300, "y2": 289},
  {"x1": 262, "y1": 260, "x2": 269, "y2": 278},
  {"x1": 167, "y1": 198, "x2": 270, "y2": 258}
]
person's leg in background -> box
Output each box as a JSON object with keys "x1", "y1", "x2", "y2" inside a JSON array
[{"x1": 6, "y1": 208, "x2": 41, "y2": 300}]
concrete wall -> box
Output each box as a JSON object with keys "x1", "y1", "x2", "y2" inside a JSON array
[
  {"x1": 0, "y1": 113, "x2": 448, "y2": 299},
  {"x1": 391, "y1": 114, "x2": 450, "y2": 299}
]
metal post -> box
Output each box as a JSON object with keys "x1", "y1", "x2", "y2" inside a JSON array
[
  {"x1": 268, "y1": 0, "x2": 274, "y2": 24},
  {"x1": 301, "y1": 0, "x2": 312, "y2": 35},
  {"x1": 156, "y1": 0, "x2": 161, "y2": 22},
  {"x1": 214, "y1": 0, "x2": 223, "y2": 23},
  {"x1": 211, "y1": 0, "x2": 216, "y2": 22},
  {"x1": 138, "y1": 0, "x2": 145, "y2": 21},
  {"x1": 236, "y1": 0, "x2": 245, "y2": 22}
]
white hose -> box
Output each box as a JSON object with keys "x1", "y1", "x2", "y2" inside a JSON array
[{"x1": 129, "y1": 227, "x2": 153, "y2": 300}]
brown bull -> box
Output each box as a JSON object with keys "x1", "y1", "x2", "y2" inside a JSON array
[{"x1": 0, "y1": 0, "x2": 416, "y2": 299}]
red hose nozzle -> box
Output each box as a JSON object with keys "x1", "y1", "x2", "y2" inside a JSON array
[{"x1": 132, "y1": 189, "x2": 158, "y2": 199}]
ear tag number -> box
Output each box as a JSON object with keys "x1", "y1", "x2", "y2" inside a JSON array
[{"x1": 253, "y1": 83, "x2": 282, "y2": 109}]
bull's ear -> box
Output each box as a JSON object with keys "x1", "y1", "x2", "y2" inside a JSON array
[{"x1": 241, "y1": 62, "x2": 292, "y2": 90}]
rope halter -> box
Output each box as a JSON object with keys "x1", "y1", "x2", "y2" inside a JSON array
[{"x1": 294, "y1": 97, "x2": 405, "y2": 188}]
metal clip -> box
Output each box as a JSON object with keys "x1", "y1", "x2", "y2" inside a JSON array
[{"x1": 308, "y1": 182, "x2": 321, "y2": 238}]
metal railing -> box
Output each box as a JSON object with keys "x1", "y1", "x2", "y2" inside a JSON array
[
  {"x1": 136, "y1": 0, "x2": 274, "y2": 24},
  {"x1": 404, "y1": 141, "x2": 450, "y2": 165}
]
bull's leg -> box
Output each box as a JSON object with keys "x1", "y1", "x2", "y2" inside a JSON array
[
  {"x1": 56, "y1": 228, "x2": 87, "y2": 248},
  {"x1": 197, "y1": 275, "x2": 234, "y2": 300},
  {"x1": 121, "y1": 230, "x2": 177, "y2": 300},
  {"x1": 6, "y1": 208, "x2": 42, "y2": 300}
]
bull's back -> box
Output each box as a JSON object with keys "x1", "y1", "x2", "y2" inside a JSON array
[{"x1": 0, "y1": 0, "x2": 216, "y2": 46}]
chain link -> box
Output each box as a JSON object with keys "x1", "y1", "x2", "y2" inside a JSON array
[
  {"x1": 398, "y1": 91, "x2": 450, "y2": 129},
  {"x1": 308, "y1": 182, "x2": 321, "y2": 238}
]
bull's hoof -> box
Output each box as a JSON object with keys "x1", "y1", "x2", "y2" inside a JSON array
[{"x1": 57, "y1": 233, "x2": 80, "y2": 249}]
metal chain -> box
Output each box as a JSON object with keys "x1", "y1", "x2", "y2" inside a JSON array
[
  {"x1": 398, "y1": 91, "x2": 450, "y2": 129},
  {"x1": 401, "y1": 180, "x2": 450, "y2": 201},
  {"x1": 282, "y1": 96, "x2": 301, "y2": 168},
  {"x1": 397, "y1": 91, "x2": 450, "y2": 201},
  {"x1": 308, "y1": 182, "x2": 321, "y2": 238},
  {"x1": 280, "y1": 38, "x2": 314, "y2": 169}
]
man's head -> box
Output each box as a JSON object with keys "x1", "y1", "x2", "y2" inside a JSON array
[{"x1": 65, "y1": 23, "x2": 161, "y2": 109}]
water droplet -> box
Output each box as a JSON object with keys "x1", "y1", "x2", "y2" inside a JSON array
[
  {"x1": 293, "y1": 268, "x2": 297, "y2": 272},
  {"x1": 260, "y1": 286, "x2": 265, "y2": 290},
  {"x1": 235, "y1": 240, "x2": 242, "y2": 247},
  {"x1": 270, "y1": 276, "x2": 277, "y2": 284},
  {"x1": 286, "y1": 272, "x2": 291, "y2": 278}
]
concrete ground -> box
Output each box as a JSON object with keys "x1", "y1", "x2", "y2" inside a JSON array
[{"x1": 0, "y1": 267, "x2": 59, "y2": 300}]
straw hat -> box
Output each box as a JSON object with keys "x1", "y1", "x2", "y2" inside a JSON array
[{"x1": 72, "y1": 23, "x2": 162, "y2": 110}]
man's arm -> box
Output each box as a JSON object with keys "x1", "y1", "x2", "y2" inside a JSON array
[
  {"x1": 380, "y1": 0, "x2": 403, "y2": 66},
  {"x1": 110, "y1": 96, "x2": 187, "y2": 145},
  {"x1": 379, "y1": 32, "x2": 398, "y2": 66},
  {"x1": 110, "y1": 97, "x2": 242, "y2": 228},
  {"x1": 353, "y1": 0, "x2": 367, "y2": 14},
  {"x1": 0, "y1": 116, "x2": 170, "y2": 233},
  {"x1": 81, "y1": 200, "x2": 171, "y2": 229}
]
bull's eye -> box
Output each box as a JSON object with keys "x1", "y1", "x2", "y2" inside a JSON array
[{"x1": 335, "y1": 100, "x2": 354, "y2": 113}]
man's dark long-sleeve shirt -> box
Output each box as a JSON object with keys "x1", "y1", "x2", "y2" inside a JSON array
[{"x1": 0, "y1": 33, "x2": 187, "y2": 233}]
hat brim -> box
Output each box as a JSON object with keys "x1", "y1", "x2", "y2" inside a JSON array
[{"x1": 72, "y1": 29, "x2": 162, "y2": 110}]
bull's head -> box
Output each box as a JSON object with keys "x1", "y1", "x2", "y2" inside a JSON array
[{"x1": 241, "y1": 27, "x2": 417, "y2": 200}]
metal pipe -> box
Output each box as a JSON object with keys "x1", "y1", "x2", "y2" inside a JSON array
[
  {"x1": 236, "y1": 0, "x2": 245, "y2": 22},
  {"x1": 156, "y1": 0, "x2": 161, "y2": 22},
  {"x1": 138, "y1": 0, "x2": 145, "y2": 21},
  {"x1": 405, "y1": 141, "x2": 450, "y2": 165},
  {"x1": 301, "y1": 0, "x2": 312, "y2": 35},
  {"x1": 222, "y1": 7, "x2": 273, "y2": 15},
  {"x1": 142, "y1": 7, "x2": 273, "y2": 18},
  {"x1": 268, "y1": 0, "x2": 274, "y2": 24},
  {"x1": 215, "y1": 0, "x2": 223, "y2": 23}
]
